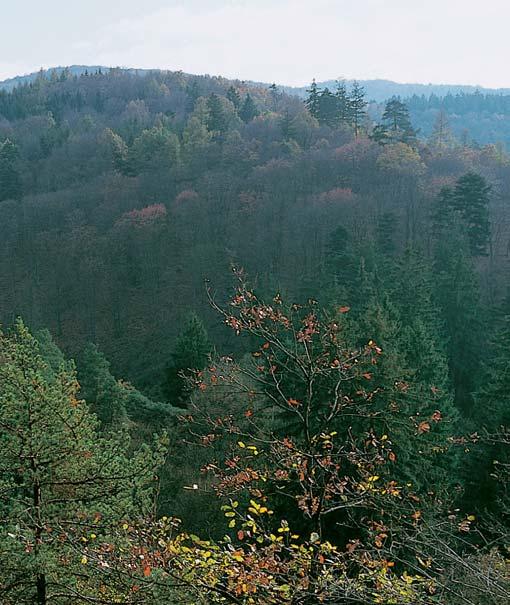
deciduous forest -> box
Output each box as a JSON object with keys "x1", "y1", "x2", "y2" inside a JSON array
[{"x1": 0, "y1": 67, "x2": 509, "y2": 603}]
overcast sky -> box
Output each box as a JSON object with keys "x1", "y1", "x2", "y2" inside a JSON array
[{"x1": 1, "y1": 0, "x2": 508, "y2": 87}]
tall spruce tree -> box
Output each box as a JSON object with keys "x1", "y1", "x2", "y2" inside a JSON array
[
  {"x1": 226, "y1": 85, "x2": 241, "y2": 111},
  {"x1": 164, "y1": 313, "x2": 212, "y2": 406},
  {"x1": 305, "y1": 79, "x2": 321, "y2": 120},
  {"x1": 348, "y1": 81, "x2": 368, "y2": 136},
  {"x1": 77, "y1": 343, "x2": 128, "y2": 427},
  {"x1": 453, "y1": 172, "x2": 491, "y2": 256},
  {"x1": 206, "y1": 93, "x2": 228, "y2": 135},
  {"x1": 78, "y1": 343, "x2": 174, "y2": 427},
  {"x1": 354, "y1": 296, "x2": 458, "y2": 492},
  {"x1": 433, "y1": 220, "x2": 485, "y2": 413},
  {"x1": 316, "y1": 88, "x2": 340, "y2": 128},
  {"x1": 0, "y1": 138, "x2": 22, "y2": 201},
  {"x1": 335, "y1": 79, "x2": 350, "y2": 124},
  {"x1": 239, "y1": 93, "x2": 259, "y2": 123},
  {"x1": 469, "y1": 303, "x2": 510, "y2": 517}
]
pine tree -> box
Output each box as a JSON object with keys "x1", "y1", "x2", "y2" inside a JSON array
[
  {"x1": 316, "y1": 88, "x2": 339, "y2": 127},
  {"x1": 305, "y1": 79, "x2": 321, "y2": 120},
  {"x1": 340, "y1": 247, "x2": 460, "y2": 491},
  {"x1": 206, "y1": 93, "x2": 228, "y2": 135},
  {"x1": 335, "y1": 79, "x2": 350, "y2": 124},
  {"x1": 239, "y1": 93, "x2": 259, "y2": 123},
  {"x1": 374, "y1": 98, "x2": 417, "y2": 145},
  {"x1": 453, "y1": 172, "x2": 491, "y2": 256},
  {"x1": 226, "y1": 85, "x2": 241, "y2": 111},
  {"x1": 185, "y1": 80, "x2": 201, "y2": 112},
  {"x1": 432, "y1": 185, "x2": 456, "y2": 232},
  {"x1": 165, "y1": 313, "x2": 212, "y2": 406},
  {"x1": 348, "y1": 81, "x2": 368, "y2": 136},
  {"x1": 268, "y1": 83, "x2": 280, "y2": 111},
  {"x1": 433, "y1": 224, "x2": 485, "y2": 413},
  {"x1": 280, "y1": 109, "x2": 295, "y2": 140},
  {"x1": 77, "y1": 343, "x2": 128, "y2": 427},
  {"x1": 357, "y1": 296, "x2": 458, "y2": 492},
  {"x1": 0, "y1": 138, "x2": 22, "y2": 201},
  {"x1": 376, "y1": 211, "x2": 398, "y2": 256},
  {"x1": 470, "y1": 302, "x2": 510, "y2": 517},
  {"x1": 78, "y1": 343, "x2": 173, "y2": 426},
  {"x1": 324, "y1": 225, "x2": 377, "y2": 311},
  {"x1": 0, "y1": 320, "x2": 165, "y2": 604}
]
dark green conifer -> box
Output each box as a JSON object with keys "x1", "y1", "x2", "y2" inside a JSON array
[
  {"x1": 453, "y1": 172, "x2": 491, "y2": 256},
  {"x1": 239, "y1": 93, "x2": 259, "y2": 123},
  {"x1": 165, "y1": 313, "x2": 212, "y2": 406},
  {"x1": 226, "y1": 85, "x2": 241, "y2": 110},
  {"x1": 206, "y1": 93, "x2": 228, "y2": 134},
  {"x1": 305, "y1": 79, "x2": 321, "y2": 120},
  {"x1": 348, "y1": 81, "x2": 368, "y2": 136},
  {"x1": 0, "y1": 138, "x2": 22, "y2": 201},
  {"x1": 378, "y1": 97, "x2": 417, "y2": 144},
  {"x1": 0, "y1": 321, "x2": 165, "y2": 604}
]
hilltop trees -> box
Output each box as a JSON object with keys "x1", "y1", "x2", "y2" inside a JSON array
[
  {"x1": 372, "y1": 98, "x2": 417, "y2": 144},
  {"x1": 305, "y1": 79, "x2": 367, "y2": 132},
  {"x1": 350, "y1": 80, "x2": 368, "y2": 136}
]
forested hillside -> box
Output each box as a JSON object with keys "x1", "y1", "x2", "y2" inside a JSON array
[
  {"x1": 1, "y1": 68, "x2": 509, "y2": 603},
  {"x1": 2, "y1": 69, "x2": 510, "y2": 387}
]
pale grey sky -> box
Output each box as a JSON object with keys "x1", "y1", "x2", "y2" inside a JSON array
[{"x1": 1, "y1": 0, "x2": 508, "y2": 87}]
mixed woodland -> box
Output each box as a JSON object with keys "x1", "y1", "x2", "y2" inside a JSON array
[{"x1": 0, "y1": 68, "x2": 509, "y2": 603}]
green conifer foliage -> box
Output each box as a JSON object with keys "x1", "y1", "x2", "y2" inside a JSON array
[
  {"x1": 335, "y1": 79, "x2": 350, "y2": 124},
  {"x1": 357, "y1": 297, "x2": 458, "y2": 492},
  {"x1": 378, "y1": 98, "x2": 417, "y2": 145},
  {"x1": 77, "y1": 343, "x2": 128, "y2": 426},
  {"x1": 165, "y1": 313, "x2": 212, "y2": 406},
  {"x1": 0, "y1": 138, "x2": 22, "y2": 201},
  {"x1": 206, "y1": 93, "x2": 228, "y2": 134},
  {"x1": 470, "y1": 303, "x2": 510, "y2": 517},
  {"x1": 305, "y1": 79, "x2": 320, "y2": 120},
  {"x1": 433, "y1": 226, "x2": 485, "y2": 413},
  {"x1": 453, "y1": 172, "x2": 491, "y2": 256},
  {"x1": 0, "y1": 320, "x2": 165, "y2": 604},
  {"x1": 348, "y1": 81, "x2": 368, "y2": 136},
  {"x1": 226, "y1": 85, "x2": 241, "y2": 110},
  {"x1": 239, "y1": 93, "x2": 259, "y2": 123}
]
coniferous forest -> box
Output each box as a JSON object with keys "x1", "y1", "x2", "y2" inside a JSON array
[{"x1": 0, "y1": 67, "x2": 509, "y2": 603}]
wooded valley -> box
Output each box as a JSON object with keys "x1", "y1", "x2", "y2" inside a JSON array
[{"x1": 0, "y1": 67, "x2": 509, "y2": 604}]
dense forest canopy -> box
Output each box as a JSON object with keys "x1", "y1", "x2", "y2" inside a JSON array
[{"x1": 0, "y1": 66, "x2": 509, "y2": 603}]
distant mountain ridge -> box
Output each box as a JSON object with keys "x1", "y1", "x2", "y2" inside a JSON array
[
  {"x1": 2, "y1": 65, "x2": 510, "y2": 102},
  {"x1": 287, "y1": 79, "x2": 510, "y2": 103}
]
